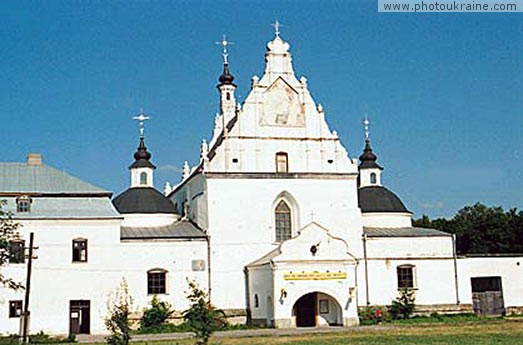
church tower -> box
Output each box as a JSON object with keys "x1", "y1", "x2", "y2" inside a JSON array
[
  {"x1": 129, "y1": 110, "x2": 155, "y2": 188},
  {"x1": 217, "y1": 35, "x2": 237, "y2": 124},
  {"x1": 358, "y1": 117, "x2": 383, "y2": 187}
]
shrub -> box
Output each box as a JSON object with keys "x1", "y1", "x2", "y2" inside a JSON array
[
  {"x1": 182, "y1": 280, "x2": 226, "y2": 345},
  {"x1": 105, "y1": 278, "x2": 133, "y2": 345},
  {"x1": 139, "y1": 295, "x2": 174, "y2": 330},
  {"x1": 390, "y1": 288, "x2": 416, "y2": 320}
]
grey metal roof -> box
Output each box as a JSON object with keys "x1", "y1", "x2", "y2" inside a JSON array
[
  {"x1": 364, "y1": 227, "x2": 452, "y2": 238},
  {"x1": 246, "y1": 248, "x2": 280, "y2": 267},
  {"x1": 113, "y1": 187, "x2": 179, "y2": 214},
  {"x1": 5, "y1": 197, "x2": 121, "y2": 219},
  {"x1": 121, "y1": 220, "x2": 207, "y2": 240},
  {"x1": 0, "y1": 163, "x2": 108, "y2": 194},
  {"x1": 358, "y1": 185, "x2": 410, "y2": 213}
]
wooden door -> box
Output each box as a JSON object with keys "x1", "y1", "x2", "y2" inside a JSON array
[
  {"x1": 295, "y1": 293, "x2": 317, "y2": 327},
  {"x1": 70, "y1": 300, "x2": 90, "y2": 334}
]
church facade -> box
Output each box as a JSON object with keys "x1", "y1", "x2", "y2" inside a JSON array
[{"x1": 1, "y1": 30, "x2": 522, "y2": 336}]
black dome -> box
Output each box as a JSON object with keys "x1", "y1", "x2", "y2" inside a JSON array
[
  {"x1": 218, "y1": 63, "x2": 235, "y2": 86},
  {"x1": 359, "y1": 139, "x2": 382, "y2": 170},
  {"x1": 129, "y1": 138, "x2": 156, "y2": 169},
  {"x1": 112, "y1": 187, "x2": 179, "y2": 214},
  {"x1": 358, "y1": 186, "x2": 410, "y2": 213}
]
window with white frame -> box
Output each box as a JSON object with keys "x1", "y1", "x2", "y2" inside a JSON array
[
  {"x1": 140, "y1": 172, "x2": 148, "y2": 185},
  {"x1": 397, "y1": 265, "x2": 416, "y2": 289}
]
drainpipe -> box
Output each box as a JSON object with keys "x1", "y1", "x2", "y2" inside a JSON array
[
  {"x1": 363, "y1": 233, "x2": 370, "y2": 306},
  {"x1": 206, "y1": 235, "x2": 212, "y2": 302},
  {"x1": 452, "y1": 234, "x2": 460, "y2": 305}
]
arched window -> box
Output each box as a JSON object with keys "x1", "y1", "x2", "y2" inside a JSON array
[
  {"x1": 397, "y1": 265, "x2": 416, "y2": 289},
  {"x1": 370, "y1": 173, "x2": 377, "y2": 184},
  {"x1": 254, "y1": 294, "x2": 259, "y2": 308},
  {"x1": 275, "y1": 201, "x2": 292, "y2": 242},
  {"x1": 226, "y1": 92, "x2": 231, "y2": 101},
  {"x1": 140, "y1": 172, "x2": 148, "y2": 185},
  {"x1": 276, "y1": 152, "x2": 288, "y2": 173}
]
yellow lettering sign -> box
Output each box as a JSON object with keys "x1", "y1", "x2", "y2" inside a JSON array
[{"x1": 283, "y1": 271, "x2": 347, "y2": 281}]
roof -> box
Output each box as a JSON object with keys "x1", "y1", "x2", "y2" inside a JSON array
[
  {"x1": 359, "y1": 139, "x2": 382, "y2": 170},
  {"x1": 364, "y1": 227, "x2": 452, "y2": 238},
  {"x1": 358, "y1": 185, "x2": 410, "y2": 213},
  {"x1": 246, "y1": 248, "x2": 280, "y2": 267},
  {"x1": 0, "y1": 163, "x2": 108, "y2": 194},
  {"x1": 112, "y1": 187, "x2": 179, "y2": 214},
  {"x1": 129, "y1": 137, "x2": 156, "y2": 169},
  {"x1": 5, "y1": 197, "x2": 120, "y2": 219},
  {"x1": 121, "y1": 220, "x2": 206, "y2": 240}
]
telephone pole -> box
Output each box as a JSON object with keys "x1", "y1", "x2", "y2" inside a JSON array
[{"x1": 21, "y1": 232, "x2": 37, "y2": 344}]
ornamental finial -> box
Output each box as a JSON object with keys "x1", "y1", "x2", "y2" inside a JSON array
[
  {"x1": 216, "y1": 34, "x2": 233, "y2": 64},
  {"x1": 132, "y1": 108, "x2": 150, "y2": 139},
  {"x1": 363, "y1": 115, "x2": 370, "y2": 141},
  {"x1": 272, "y1": 19, "x2": 283, "y2": 38}
]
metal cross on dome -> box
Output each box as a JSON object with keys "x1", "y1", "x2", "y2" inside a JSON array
[
  {"x1": 132, "y1": 108, "x2": 150, "y2": 139},
  {"x1": 363, "y1": 115, "x2": 370, "y2": 141},
  {"x1": 216, "y1": 34, "x2": 233, "y2": 64},
  {"x1": 272, "y1": 19, "x2": 283, "y2": 38}
]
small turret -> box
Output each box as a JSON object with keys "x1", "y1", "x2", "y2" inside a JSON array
[
  {"x1": 129, "y1": 110, "x2": 156, "y2": 188},
  {"x1": 358, "y1": 117, "x2": 383, "y2": 188},
  {"x1": 216, "y1": 35, "x2": 237, "y2": 123}
]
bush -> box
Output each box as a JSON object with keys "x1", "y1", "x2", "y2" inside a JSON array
[
  {"x1": 390, "y1": 288, "x2": 416, "y2": 320},
  {"x1": 182, "y1": 280, "x2": 226, "y2": 345},
  {"x1": 139, "y1": 295, "x2": 174, "y2": 330},
  {"x1": 359, "y1": 305, "x2": 390, "y2": 324},
  {"x1": 105, "y1": 279, "x2": 133, "y2": 345}
]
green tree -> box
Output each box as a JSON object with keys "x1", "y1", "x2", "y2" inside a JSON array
[
  {"x1": 182, "y1": 280, "x2": 226, "y2": 345},
  {"x1": 414, "y1": 203, "x2": 523, "y2": 254},
  {"x1": 105, "y1": 278, "x2": 133, "y2": 345},
  {"x1": 0, "y1": 200, "x2": 23, "y2": 290},
  {"x1": 390, "y1": 288, "x2": 416, "y2": 320},
  {"x1": 139, "y1": 295, "x2": 174, "y2": 330}
]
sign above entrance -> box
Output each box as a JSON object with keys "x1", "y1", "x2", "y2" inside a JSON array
[{"x1": 283, "y1": 271, "x2": 347, "y2": 281}]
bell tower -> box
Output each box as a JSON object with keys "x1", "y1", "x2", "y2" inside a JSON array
[{"x1": 216, "y1": 35, "x2": 237, "y2": 124}]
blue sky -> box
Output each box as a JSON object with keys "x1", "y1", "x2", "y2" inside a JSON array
[{"x1": 2, "y1": 1, "x2": 522, "y2": 218}]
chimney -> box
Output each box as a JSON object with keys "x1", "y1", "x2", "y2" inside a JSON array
[{"x1": 27, "y1": 153, "x2": 43, "y2": 166}]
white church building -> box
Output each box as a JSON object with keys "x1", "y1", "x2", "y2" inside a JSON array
[{"x1": 1, "y1": 29, "x2": 522, "y2": 335}]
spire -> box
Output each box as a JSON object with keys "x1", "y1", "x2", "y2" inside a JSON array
[
  {"x1": 130, "y1": 109, "x2": 155, "y2": 170},
  {"x1": 358, "y1": 116, "x2": 382, "y2": 170},
  {"x1": 272, "y1": 19, "x2": 283, "y2": 38},
  {"x1": 217, "y1": 34, "x2": 236, "y2": 86}
]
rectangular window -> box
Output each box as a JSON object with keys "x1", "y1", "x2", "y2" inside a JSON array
[
  {"x1": 9, "y1": 300, "x2": 22, "y2": 318},
  {"x1": 276, "y1": 152, "x2": 288, "y2": 173},
  {"x1": 9, "y1": 240, "x2": 25, "y2": 264},
  {"x1": 397, "y1": 265, "x2": 415, "y2": 289},
  {"x1": 72, "y1": 239, "x2": 88, "y2": 262},
  {"x1": 147, "y1": 270, "x2": 167, "y2": 294}
]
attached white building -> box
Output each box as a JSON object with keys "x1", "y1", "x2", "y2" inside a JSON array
[{"x1": 0, "y1": 30, "x2": 522, "y2": 336}]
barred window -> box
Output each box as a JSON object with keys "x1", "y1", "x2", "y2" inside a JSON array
[
  {"x1": 275, "y1": 201, "x2": 292, "y2": 242},
  {"x1": 9, "y1": 240, "x2": 25, "y2": 264},
  {"x1": 147, "y1": 269, "x2": 167, "y2": 294},
  {"x1": 397, "y1": 265, "x2": 415, "y2": 289}
]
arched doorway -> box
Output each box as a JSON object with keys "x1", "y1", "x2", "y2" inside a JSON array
[{"x1": 292, "y1": 292, "x2": 343, "y2": 327}]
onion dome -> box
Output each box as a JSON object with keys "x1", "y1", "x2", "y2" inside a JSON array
[
  {"x1": 129, "y1": 137, "x2": 156, "y2": 169},
  {"x1": 358, "y1": 186, "x2": 410, "y2": 213},
  {"x1": 359, "y1": 139, "x2": 382, "y2": 170},
  {"x1": 218, "y1": 62, "x2": 236, "y2": 86},
  {"x1": 113, "y1": 187, "x2": 179, "y2": 214}
]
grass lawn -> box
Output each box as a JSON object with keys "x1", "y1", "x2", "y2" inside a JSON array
[{"x1": 114, "y1": 320, "x2": 523, "y2": 345}]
